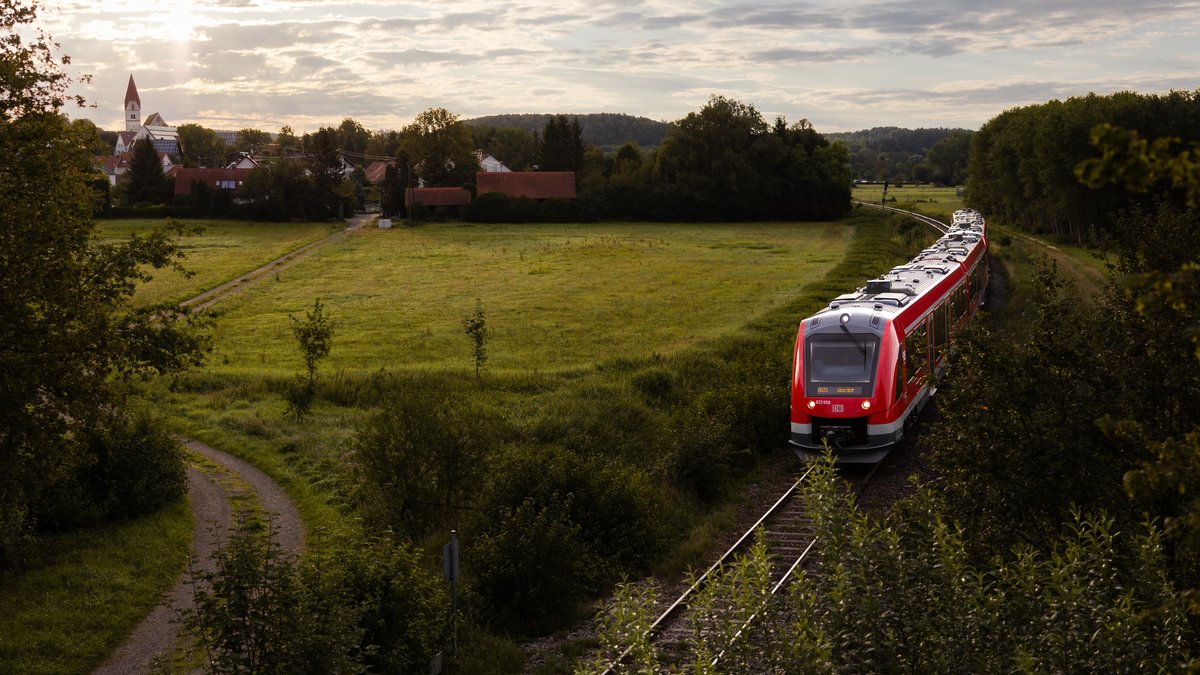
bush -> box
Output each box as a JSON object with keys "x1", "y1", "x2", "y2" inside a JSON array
[
  {"x1": 346, "y1": 376, "x2": 505, "y2": 537},
  {"x1": 469, "y1": 495, "x2": 595, "y2": 634},
  {"x1": 33, "y1": 408, "x2": 186, "y2": 531}
]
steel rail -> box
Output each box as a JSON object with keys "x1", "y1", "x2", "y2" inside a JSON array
[{"x1": 600, "y1": 466, "x2": 815, "y2": 675}]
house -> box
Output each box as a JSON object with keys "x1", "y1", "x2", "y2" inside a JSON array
[
  {"x1": 364, "y1": 160, "x2": 394, "y2": 185},
  {"x1": 475, "y1": 171, "x2": 576, "y2": 199},
  {"x1": 475, "y1": 151, "x2": 511, "y2": 173},
  {"x1": 226, "y1": 153, "x2": 260, "y2": 170},
  {"x1": 174, "y1": 167, "x2": 254, "y2": 197},
  {"x1": 405, "y1": 187, "x2": 471, "y2": 209},
  {"x1": 93, "y1": 155, "x2": 129, "y2": 186}
]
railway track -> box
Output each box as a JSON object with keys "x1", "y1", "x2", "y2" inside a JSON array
[
  {"x1": 855, "y1": 200, "x2": 949, "y2": 234},
  {"x1": 600, "y1": 463, "x2": 875, "y2": 673}
]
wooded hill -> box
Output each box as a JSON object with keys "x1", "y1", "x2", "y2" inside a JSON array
[
  {"x1": 465, "y1": 113, "x2": 671, "y2": 150},
  {"x1": 827, "y1": 126, "x2": 973, "y2": 184}
]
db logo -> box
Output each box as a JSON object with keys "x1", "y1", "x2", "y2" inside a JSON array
[{"x1": 832, "y1": 404, "x2": 844, "y2": 413}]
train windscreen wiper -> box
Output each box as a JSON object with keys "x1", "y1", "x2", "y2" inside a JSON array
[{"x1": 840, "y1": 322, "x2": 867, "y2": 361}]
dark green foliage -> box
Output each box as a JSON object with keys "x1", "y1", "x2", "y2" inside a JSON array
[
  {"x1": 539, "y1": 114, "x2": 585, "y2": 172},
  {"x1": 587, "y1": 460, "x2": 1196, "y2": 672},
  {"x1": 402, "y1": 107, "x2": 479, "y2": 188},
  {"x1": 779, "y1": 460, "x2": 1195, "y2": 673},
  {"x1": 967, "y1": 90, "x2": 1200, "y2": 242},
  {"x1": 119, "y1": 136, "x2": 172, "y2": 206},
  {"x1": 186, "y1": 526, "x2": 364, "y2": 675},
  {"x1": 926, "y1": 262, "x2": 1141, "y2": 554},
  {"x1": 654, "y1": 96, "x2": 852, "y2": 221},
  {"x1": 463, "y1": 193, "x2": 588, "y2": 223},
  {"x1": 923, "y1": 129, "x2": 973, "y2": 185},
  {"x1": 467, "y1": 112, "x2": 671, "y2": 149},
  {"x1": 470, "y1": 494, "x2": 595, "y2": 634},
  {"x1": 177, "y1": 123, "x2": 230, "y2": 168},
  {"x1": 329, "y1": 534, "x2": 451, "y2": 673},
  {"x1": 346, "y1": 376, "x2": 499, "y2": 537},
  {"x1": 302, "y1": 127, "x2": 355, "y2": 220},
  {"x1": 827, "y1": 126, "x2": 969, "y2": 183},
  {"x1": 240, "y1": 159, "x2": 316, "y2": 221},
  {"x1": 0, "y1": 16, "x2": 208, "y2": 561},
  {"x1": 32, "y1": 408, "x2": 186, "y2": 531}
]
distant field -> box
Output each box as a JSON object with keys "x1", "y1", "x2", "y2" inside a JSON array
[
  {"x1": 96, "y1": 219, "x2": 341, "y2": 306},
  {"x1": 194, "y1": 221, "x2": 854, "y2": 376},
  {"x1": 852, "y1": 185, "x2": 963, "y2": 219}
]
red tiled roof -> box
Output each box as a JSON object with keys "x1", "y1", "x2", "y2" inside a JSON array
[
  {"x1": 364, "y1": 161, "x2": 393, "y2": 184},
  {"x1": 125, "y1": 74, "x2": 140, "y2": 106},
  {"x1": 476, "y1": 171, "x2": 576, "y2": 199},
  {"x1": 174, "y1": 168, "x2": 254, "y2": 196},
  {"x1": 405, "y1": 187, "x2": 471, "y2": 207}
]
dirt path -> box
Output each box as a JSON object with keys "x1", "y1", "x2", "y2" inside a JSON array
[
  {"x1": 182, "y1": 213, "x2": 376, "y2": 311},
  {"x1": 92, "y1": 214, "x2": 369, "y2": 673}
]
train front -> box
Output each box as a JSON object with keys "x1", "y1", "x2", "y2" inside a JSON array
[{"x1": 789, "y1": 307, "x2": 898, "y2": 464}]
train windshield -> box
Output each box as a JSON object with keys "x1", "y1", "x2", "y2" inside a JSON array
[{"x1": 806, "y1": 335, "x2": 879, "y2": 396}]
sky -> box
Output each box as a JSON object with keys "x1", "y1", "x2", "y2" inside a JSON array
[{"x1": 38, "y1": 0, "x2": 1200, "y2": 135}]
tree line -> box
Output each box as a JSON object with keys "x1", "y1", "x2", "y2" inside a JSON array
[
  {"x1": 966, "y1": 88, "x2": 1200, "y2": 242},
  {"x1": 110, "y1": 96, "x2": 856, "y2": 223},
  {"x1": 828, "y1": 126, "x2": 973, "y2": 186}
]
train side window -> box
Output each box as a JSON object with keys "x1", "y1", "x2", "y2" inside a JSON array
[
  {"x1": 932, "y1": 303, "x2": 948, "y2": 362},
  {"x1": 894, "y1": 358, "x2": 904, "y2": 403},
  {"x1": 905, "y1": 322, "x2": 926, "y2": 381}
]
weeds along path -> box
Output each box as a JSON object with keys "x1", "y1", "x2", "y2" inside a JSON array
[{"x1": 182, "y1": 213, "x2": 376, "y2": 312}]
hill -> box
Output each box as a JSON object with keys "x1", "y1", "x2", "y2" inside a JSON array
[
  {"x1": 826, "y1": 126, "x2": 971, "y2": 183},
  {"x1": 465, "y1": 113, "x2": 672, "y2": 150}
]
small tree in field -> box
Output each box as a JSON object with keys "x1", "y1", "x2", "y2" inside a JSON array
[
  {"x1": 462, "y1": 298, "x2": 489, "y2": 378},
  {"x1": 286, "y1": 299, "x2": 334, "y2": 422}
]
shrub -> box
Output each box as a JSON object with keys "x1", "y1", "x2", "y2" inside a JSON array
[
  {"x1": 33, "y1": 408, "x2": 186, "y2": 531},
  {"x1": 346, "y1": 376, "x2": 504, "y2": 537}
]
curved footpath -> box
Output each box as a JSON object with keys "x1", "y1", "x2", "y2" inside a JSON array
[{"x1": 93, "y1": 214, "x2": 375, "y2": 673}]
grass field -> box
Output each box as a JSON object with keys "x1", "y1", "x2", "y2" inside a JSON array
[
  {"x1": 852, "y1": 184, "x2": 963, "y2": 219},
  {"x1": 194, "y1": 221, "x2": 856, "y2": 377},
  {"x1": 96, "y1": 219, "x2": 341, "y2": 306}
]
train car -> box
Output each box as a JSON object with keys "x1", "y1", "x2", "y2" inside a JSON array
[{"x1": 789, "y1": 209, "x2": 988, "y2": 463}]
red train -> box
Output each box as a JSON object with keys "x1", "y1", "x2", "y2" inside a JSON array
[{"x1": 789, "y1": 209, "x2": 988, "y2": 463}]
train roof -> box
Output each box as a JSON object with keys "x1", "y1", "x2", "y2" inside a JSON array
[{"x1": 816, "y1": 213, "x2": 986, "y2": 321}]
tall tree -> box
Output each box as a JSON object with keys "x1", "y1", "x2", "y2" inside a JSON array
[
  {"x1": 539, "y1": 114, "x2": 584, "y2": 171},
  {"x1": 1, "y1": 0, "x2": 207, "y2": 559},
  {"x1": 233, "y1": 127, "x2": 272, "y2": 154},
  {"x1": 302, "y1": 126, "x2": 353, "y2": 219},
  {"x1": 177, "y1": 122, "x2": 229, "y2": 167},
  {"x1": 120, "y1": 135, "x2": 170, "y2": 205},
  {"x1": 337, "y1": 117, "x2": 369, "y2": 158},
  {"x1": 401, "y1": 108, "x2": 478, "y2": 187}
]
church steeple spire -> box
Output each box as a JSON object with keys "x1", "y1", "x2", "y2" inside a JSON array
[{"x1": 124, "y1": 74, "x2": 141, "y2": 132}]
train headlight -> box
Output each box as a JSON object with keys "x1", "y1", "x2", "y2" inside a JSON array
[
  {"x1": 807, "y1": 400, "x2": 817, "y2": 409},
  {"x1": 861, "y1": 400, "x2": 871, "y2": 410},
  {"x1": 840, "y1": 313, "x2": 851, "y2": 325}
]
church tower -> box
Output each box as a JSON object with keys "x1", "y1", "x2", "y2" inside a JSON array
[{"x1": 124, "y1": 75, "x2": 141, "y2": 132}]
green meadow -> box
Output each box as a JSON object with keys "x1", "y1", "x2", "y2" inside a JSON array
[
  {"x1": 852, "y1": 184, "x2": 964, "y2": 219},
  {"x1": 197, "y1": 221, "x2": 855, "y2": 377},
  {"x1": 97, "y1": 219, "x2": 341, "y2": 306}
]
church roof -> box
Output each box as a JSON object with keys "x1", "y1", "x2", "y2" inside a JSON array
[{"x1": 125, "y1": 75, "x2": 140, "y2": 106}]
